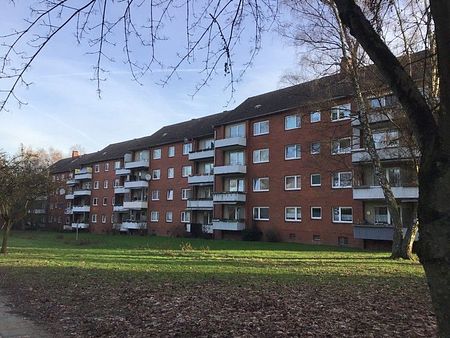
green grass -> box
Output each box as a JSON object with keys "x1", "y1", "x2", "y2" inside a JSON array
[{"x1": 0, "y1": 231, "x2": 425, "y2": 286}]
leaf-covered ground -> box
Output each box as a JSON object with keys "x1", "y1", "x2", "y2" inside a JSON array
[{"x1": 0, "y1": 232, "x2": 437, "y2": 337}]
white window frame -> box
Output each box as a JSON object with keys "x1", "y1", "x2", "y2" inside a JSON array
[
  {"x1": 153, "y1": 148, "x2": 162, "y2": 160},
  {"x1": 331, "y1": 103, "x2": 351, "y2": 121},
  {"x1": 310, "y1": 111, "x2": 321, "y2": 123},
  {"x1": 104, "y1": 163, "x2": 109, "y2": 172},
  {"x1": 332, "y1": 207, "x2": 353, "y2": 223},
  {"x1": 93, "y1": 181, "x2": 99, "y2": 189},
  {"x1": 167, "y1": 189, "x2": 174, "y2": 201},
  {"x1": 253, "y1": 207, "x2": 269, "y2": 221},
  {"x1": 181, "y1": 188, "x2": 191, "y2": 200},
  {"x1": 151, "y1": 190, "x2": 160, "y2": 201},
  {"x1": 253, "y1": 148, "x2": 269, "y2": 163},
  {"x1": 332, "y1": 171, "x2": 353, "y2": 188},
  {"x1": 102, "y1": 197, "x2": 108, "y2": 206},
  {"x1": 310, "y1": 142, "x2": 320, "y2": 155},
  {"x1": 181, "y1": 211, "x2": 191, "y2": 223},
  {"x1": 311, "y1": 207, "x2": 322, "y2": 220},
  {"x1": 101, "y1": 215, "x2": 107, "y2": 224},
  {"x1": 150, "y1": 211, "x2": 159, "y2": 222},
  {"x1": 285, "y1": 113, "x2": 301, "y2": 130},
  {"x1": 285, "y1": 207, "x2": 302, "y2": 222},
  {"x1": 311, "y1": 174, "x2": 321, "y2": 187},
  {"x1": 168, "y1": 146, "x2": 175, "y2": 157},
  {"x1": 253, "y1": 120, "x2": 269, "y2": 136},
  {"x1": 103, "y1": 180, "x2": 108, "y2": 189},
  {"x1": 167, "y1": 167, "x2": 174, "y2": 179},
  {"x1": 285, "y1": 175, "x2": 301, "y2": 190},
  {"x1": 92, "y1": 197, "x2": 98, "y2": 206},
  {"x1": 182, "y1": 166, "x2": 192, "y2": 177},
  {"x1": 94, "y1": 164, "x2": 100, "y2": 173},
  {"x1": 183, "y1": 143, "x2": 192, "y2": 155},
  {"x1": 166, "y1": 211, "x2": 173, "y2": 223},
  {"x1": 331, "y1": 137, "x2": 352, "y2": 155},
  {"x1": 285, "y1": 144, "x2": 301, "y2": 160},
  {"x1": 152, "y1": 169, "x2": 161, "y2": 180},
  {"x1": 91, "y1": 214, "x2": 97, "y2": 223},
  {"x1": 225, "y1": 123, "x2": 245, "y2": 138},
  {"x1": 114, "y1": 161, "x2": 121, "y2": 169},
  {"x1": 253, "y1": 177, "x2": 269, "y2": 192}
]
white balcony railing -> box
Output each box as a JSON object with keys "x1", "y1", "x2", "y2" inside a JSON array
[
  {"x1": 115, "y1": 168, "x2": 131, "y2": 176},
  {"x1": 213, "y1": 165, "x2": 246, "y2": 175},
  {"x1": 72, "y1": 206, "x2": 90, "y2": 213},
  {"x1": 188, "y1": 174, "x2": 214, "y2": 185},
  {"x1": 123, "y1": 201, "x2": 147, "y2": 209},
  {"x1": 353, "y1": 186, "x2": 418, "y2": 200},
  {"x1": 212, "y1": 219, "x2": 246, "y2": 231},
  {"x1": 352, "y1": 147, "x2": 419, "y2": 162},
  {"x1": 73, "y1": 189, "x2": 91, "y2": 196},
  {"x1": 124, "y1": 180, "x2": 149, "y2": 189},
  {"x1": 74, "y1": 173, "x2": 92, "y2": 180},
  {"x1": 71, "y1": 222, "x2": 89, "y2": 229},
  {"x1": 113, "y1": 205, "x2": 129, "y2": 212},
  {"x1": 213, "y1": 192, "x2": 246, "y2": 203},
  {"x1": 65, "y1": 194, "x2": 74, "y2": 200},
  {"x1": 116, "y1": 222, "x2": 147, "y2": 231},
  {"x1": 124, "y1": 160, "x2": 149, "y2": 169},
  {"x1": 215, "y1": 137, "x2": 246, "y2": 148},
  {"x1": 188, "y1": 149, "x2": 215, "y2": 161},
  {"x1": 187, "y1": 199, "x2": 214, "y2": 209},
  {"x1": 114, "y1": 186, "x2": 131, "y2": 194}
]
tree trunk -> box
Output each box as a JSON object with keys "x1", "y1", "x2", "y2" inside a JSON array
[
  {"x1": 1, "y1": 221, "x2": 11, "y2": 254},
  {"x1": 400, "y1": 209, "x2": 419, "y2": 260}
]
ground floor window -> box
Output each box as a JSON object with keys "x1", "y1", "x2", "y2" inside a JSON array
[
  {"x1": 285, "y1": 207, "x2": 302, "y2": 222},
  {"x1": 253, "y1": 207, "x2": 269, "y2": 221},
  {"x1": 332, "y1": 207, "x2": 353, "y2": 223}
]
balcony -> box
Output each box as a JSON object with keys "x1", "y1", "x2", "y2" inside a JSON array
[
  {"x1": 215, "y1": 137, "x2": 246, "y2": 149},
  {"x1": 115, "y1": 168, "x2": 131, "y2": 176},
  {"x1": 353, "y1": 224, "x2": 418, "y2": 241},
  {"x1": 71, "y1": 222, "x2": 89, "y2": 229},
  {"x1": 124, "y1": 180, "x2": 149, "y2": 189},
  {"x1": 113, "y1": 205, "x2": 129, "y2": 212},
  {"x1": 74, "y1": 173, "x2": 92, "y2": 180},
  {"x1": 123, "y1": 201, "x2": 147, "y2": 209},
  {"x1": 353, "y1": 186, "x2": 418, "y2": 200},
  {"x1": 214, "y1": 165, "x2": 246, "y2": 175},
  {"x1": 114, "y1": 186, "x2": 131, "y2": 194},
  {"x1": 213, "y1": 192, "x2": 246, "y2": 204},
  {"x1": 212, "y1": 219, "x2": 246, "y2": 231},
  {"x1": 187, "y1": 199, "x2": 214, "y2": 210},
  {"x1": 72, "y1": 206, "x2": 90, "y2": 213},
  {"x1": 115, "y1": 221, "x2": 147, "y2": 231},
  {"x1": 351, "y1": 111, "x2": 393, "y2": 126},
  {"x1": 32, "y1": 209, "x2": 46, "y2": 214},
  {"x1": 188, "y1": 174, "x2": 214, "y2": 185},
  {"x1": 352, "y1": 147, "x2": 419, "y2": 162},
  {"x1": 64, "y1": 208, "x2": 73, "y2": 215},
  {"x1": 66, "y1": 179, "x2": 77, "y2": 185},
  {"x1": 73, "y1": 189, "x2": 91, "y2": 196},
  {"x1": 65, "y1": 194, "x2": 74, "y2": 200},
  {"x1": 124, "y1": 160, "x2": 149, "y2": 169},
  {"x1": 189, "y1": 149, "x2": 215, "y2": 161}
]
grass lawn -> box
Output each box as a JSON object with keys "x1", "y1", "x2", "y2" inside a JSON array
[{"x1": 0, "y1": 231, "x2": 437, "y2": 337}]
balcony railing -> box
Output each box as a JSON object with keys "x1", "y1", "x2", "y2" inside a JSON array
[
  {"x1": 187, "y1": 199, "x2": 214, "y2": 209},
  {"x1": 188, "y1": 174, "x2": 214, "y2": 185},
  {"x1": 65, "y1": 194, "x2": 74, "y2": 200},
  {"x1": 188, "y1": 149, "x2": 215, "y2": 161},
  {"x1": 72, "y1": 205, "x2": 90, "y2": 213},
  {"x1": 114, "y1": 222, "x2": 147, "y2": 231},
  {"x1": 113, "y1": 205, "x2": 129, "y2": 212},
  {"x1": 212, "y1": 219, "x2": 246, "y2": 231},
  {"x1": 214, "y1": 165, "x2": 246, "y2": 175},
  {"x1": 213, "y1": 192, "x2": 246, "y2": 203},
  {"x1": 353, "y1": 186, "x2": 418, "y2": 200},
  {"x1": 215, "y1": 137, "x2": 246, "y2": 148},
  {"x1": 115, "y1": 168, "x2": 131, "y2": 176},
  {"x1": 74, "y1": 172, "x2": 92, "y2": 180},
  {"x1": 124, "y1": 180, "x2": 149, "y2": 189},
  {"x1": 123, "y1": 200, "x2": 147, "y2": 209},
  {"x1": 114, "y1": 186, "x2": 131, "y2": 194},
  {"x1": 352, "y1": 147, "x2": 419, "y2": 162},
  {"x1": 353, "y1": 224, "x2": 419, "y2": 241},
  {"x1": 71, "y1": 222, "x2": 89, "y2": 229},
  {"x1": 73, "y1": 189, "x2": 91, "y2": 196},
  {"x1": 124, "y1": 160, "x2": 149, "y2": 169},
  {"x1": 66, "y1": 179, "x2": 77, "y2": 185}
]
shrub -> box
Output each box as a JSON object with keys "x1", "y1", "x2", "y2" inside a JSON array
[
  {"x1": 265, "y1": 228, "x2": 280, "y2": 242},
  {"x1": 242, "y1": 226, "x2": 262, "y2": 241}
]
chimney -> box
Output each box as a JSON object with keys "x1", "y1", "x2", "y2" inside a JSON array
[{"x1": 71, "y1": 150, "x2": 80, "y2": 158}]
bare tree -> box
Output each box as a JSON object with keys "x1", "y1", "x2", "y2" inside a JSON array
[{"x1": 0, "y1": 149, "x2": 52, "y2": 254}]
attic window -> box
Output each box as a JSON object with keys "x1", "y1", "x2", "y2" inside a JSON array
[
  {"x1": 254, "y1": 104, "x2": 262, "y2": 109},
  {"x1": 162, "y1": 132, "x2": 168, "y2": 137},
  {"x1": 102, "y1": 151, "x2": 107, "y2": 155}
]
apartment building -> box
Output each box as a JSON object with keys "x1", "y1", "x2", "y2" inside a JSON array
[{"x1": 47, "y1": 55, "x2": 426, "y2": 248}]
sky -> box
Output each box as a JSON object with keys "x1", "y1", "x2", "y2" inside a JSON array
[{"x1": 0, "y1": 1, "x2": 300, "y2": 156}]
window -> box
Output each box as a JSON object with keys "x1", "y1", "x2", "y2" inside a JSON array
[
  {"x1": 253, "y1": 120, "x2": 269, "y2": 136},
  {"x1": 310, "y1": 142, "x2": 320, "y2": 155},
  {"x1": 181, "y1": 211, "x2": 191, "y2": 223},
  {"x1": 166, "y1": 211, "x2": 173, "y2": 222},
  {"x1": 102, "y1": 197, "x2": 108, "y2": 206},
  {"x1": 103, "y1": 180, "x2": 109, "y2": 189},
  {"x1": 181, "y1": 188, "x2": 191, "y2": 200},
  {"x1": 167, "y1": 189, "x2": 174, "y2": 200},
  {"x1": 311, "y1": 207, "x2": 322, "y2": 219},
  {"x1": 94, "y1": 181, "x2": 99, "y2": 189},
  {"x1": 91, "y1": 214, "x2": 97, "y2": 223},
  {"x1": 372, "y1": 130, "x2": 399, "y2": 149},
  {"x1": 153, "y1": 148, "x2": 161, "y2": 159},
  {"x1": 94, "y1": 164, "x2": 100, "y2": 173},
  {"x1": 182, "y1": 166, "x2": 192, "y2": 177},
  {"x1": 369, "y1": 94, "x2": 397, "y2": 108},
  {"x1": 310, "y1": 111, "x2": 321, "y2": 123},
  {"x1": 311, "y1": 174, "x2": 321, "y2": 186},
  {"x1": 285, "y1": 175, "x2": 301, "y2": 190},
  {"x1": 114, "y1": 178, "x2": 120, "y2": 187},
  {"x1": 253, "y1": 207, "x2": 269, "y2": 221},
  {"x1": 332, "y1": 207, "x2": 353, "y2": 223},
  {"x1": 386, "y1": 167, "x2": 401, "y2": 187},
  {"x1": 332, "y1": 172, "x2": 352, "y2": 188},
  {"x1": 166, "y1": 167, "x2": 175, "y2": 179},
  {"x1": 285, "y1": 144, "x2": 301, "y2": 160},
  {"x1": 151, "y1": 190, "x2": 160, "y2": 201},
  {"x1": 253, "y1": 177, "x2": 269, "y2": 192},
  {"x1": 225, "y1": 150, "x2": 244, "y2": 165},
  {"x1": 331, "y1": 103, "x2": 351, "y2": 121},
  {"x1": 331, "y1": 137, "x2": 352, "y2": 154},
  {"x1": 285, "y1": 207, "x2": 302, "y2": 222},
  {"x1": 225, "y1": 123, "x2": 245, "y2": 138},
  {"x1": 101, "y1": 215, "x2": 107, "y2": 224},
  {"x1": 104, "y1": 163, "x2": 109, "y2": 171},
  {"x1": 150, "y1": 211, "x2": 159, "y2": 222},
  {"x1": 374, "y1": 206, "x2": 390, "y2": 224},
  {"x1": 199, "y1": 138, "x2": 214, "y2": 150},
  {"x1": 152, "y1": 169, "x2": 161, "y2": 180},
  {"x1": 253, "y1": 148, "x2": 269, "y2": 163},
  {"x1": 226, "y1": 178, "x2": 245, "y2": 192},
  {"x1": 285, "y1": 114, "x2": 301, "y2": 130},
  {"x1": 183, "y1": 143, "x2": 192, "y2": 155},
  {"x1": 92, "y1": 197, "x2": 98, "y2": 206},
  {"x1": 168, "y1": 146, "x2": 175, "y2": 157},
  {"x1": 114, "y1": 161, "x2": 121, "y2": 169},
  {"x1": 338, "y1": 236, "x2": 349, "y2": 246},
  {"x1": 313, "y1": 234, "x2": 321, "y2": 242}
]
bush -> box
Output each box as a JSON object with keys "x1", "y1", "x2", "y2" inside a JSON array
[
  {"x1": 242, "y1": 226, "x2": 262, "y2": 241},
  {"x1": 265, "y1": 229, "x2": 280, "y2": 242}
]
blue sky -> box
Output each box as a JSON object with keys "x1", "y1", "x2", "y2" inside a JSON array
[{"x1": 0, "y1": 1, "x2": 299, "y2": 156}]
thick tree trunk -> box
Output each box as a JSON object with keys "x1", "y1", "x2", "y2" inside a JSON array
[{"x1": 1, "y1": 222, "x2": 11, "y2": 254}]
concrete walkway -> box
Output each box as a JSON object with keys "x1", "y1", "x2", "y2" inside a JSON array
[{"x1": 0, "y1": 295, "x2": 52, "y2": 338}]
